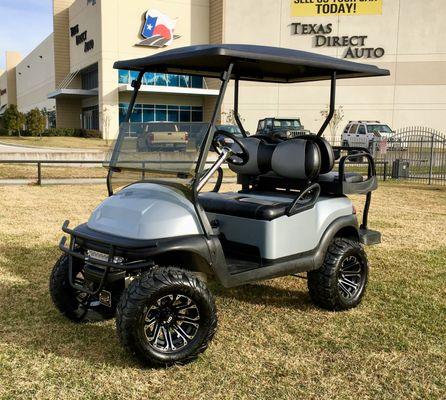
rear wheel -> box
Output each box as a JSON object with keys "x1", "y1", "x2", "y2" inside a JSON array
[
  {"x1": 116, "y1": 267, "x2": 217, "y2": 366},
  {"x1": 308, "y1": 238, "x2": 368, "y2": 311}
]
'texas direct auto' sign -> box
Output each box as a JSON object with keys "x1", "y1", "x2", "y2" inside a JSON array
[
  {"x1": 291, "y1": 0, "x2": 382, "y2": 17},
  {"x1": 291, "y1": 22, "x2": 385, "y2": 59}
]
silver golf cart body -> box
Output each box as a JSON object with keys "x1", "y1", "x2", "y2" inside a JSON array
[{"x1": 60, "y1": 44, "x2": 389, "y2": 289}]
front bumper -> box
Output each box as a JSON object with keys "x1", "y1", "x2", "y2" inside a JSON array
[{"x1": 59, "y1": 220, "x2": 155, "y2": 295}]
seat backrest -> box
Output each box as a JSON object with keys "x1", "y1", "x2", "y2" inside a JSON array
[
  {"x1": 229, "y1": 137, "x2": 275, "y2": 175},
  {"x1": 294, "y1": 135, "x2": 335, "y2": 174},
  {"x1": 271, "y1": 139, "x2": 321, "y2": 180}
]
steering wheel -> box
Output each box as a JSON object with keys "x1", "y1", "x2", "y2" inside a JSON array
[{"x1": 211, "y1": 130, "x2": 249, "y2": 166}]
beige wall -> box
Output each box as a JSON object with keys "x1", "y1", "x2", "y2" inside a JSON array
[
  {"x1": 68, "y1": 0, "x2": 102, "y2": 73},
  {"x1": 222, "y1": 0, "x2": 446, "y2": 138},
  {"x1": 16, "y1": 35, "x2": 56, "y2": 113},
  {"x1": 56, "y1": 97, "x2": 82, "y2": 128},
  {"x1": 54, "y1": 0, "x2": 80, "y2": 127},
  {"x1": 53, "y1": 0, "x2": 75, "y2": 86},
  {"x1": 97, "y1": 0, "x2": 210, "y2": 139},
  {"x1": 4, "y1": 52, "x2": 22, "y2": 106}
]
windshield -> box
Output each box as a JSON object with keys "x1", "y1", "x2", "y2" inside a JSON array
[
  {"x1": 273, "y1": 119, "x2": 302, "y2": 128},
  {"x1": 366, "y1": 124, "x2": 393, "y2": 133},
  {"x1": 105, "y1": 122, "x2": 210, "y2": 192}
]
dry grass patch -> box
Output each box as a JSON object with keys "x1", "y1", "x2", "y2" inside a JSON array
[{"x1": 0, "y1": 182, "x2": 445, "y2": 399}]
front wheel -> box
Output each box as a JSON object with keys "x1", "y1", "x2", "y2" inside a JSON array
[
  {"x1": 49, "y1": 255, "x2": 90, "y2": 322},
  {"x1": 308, "y1": 238, "x2": 368, "y2": 311},
  {"x1": 116, "y1": 267, "x2": 217, "y2": 366}
]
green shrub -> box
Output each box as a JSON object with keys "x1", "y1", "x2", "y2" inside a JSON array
[
  {"x1": 40, "y1": 128, "x2": 102, "y2": 138},
  {"x1": 81, "y1": 129, "x2": 102, "y2": 139},
  {"x1": 26, "y1": 108, "x2": 47, "y2": 137},
  {"x1": 2, "y1": 105, "x2": 25, "y2": 136}
]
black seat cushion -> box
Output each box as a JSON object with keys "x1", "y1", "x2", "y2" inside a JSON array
[
  {"x1": 198, "y1": 192, "x2": 289, "y2": 221},
  {"x1": 317, "y1": 172, "x2": 364, "y2": 183}
]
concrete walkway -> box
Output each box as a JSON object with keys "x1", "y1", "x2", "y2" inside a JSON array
[
  {"x1": 0, "y1": 142, "x2": 103, "y2": 153},
  {"x1": 0, "y1": 142, "x2": 105, "y2": 161}
]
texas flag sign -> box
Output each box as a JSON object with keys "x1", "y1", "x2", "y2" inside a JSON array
[{"x1": 137, "y1": 9, "x2": 180, "y2": 48}]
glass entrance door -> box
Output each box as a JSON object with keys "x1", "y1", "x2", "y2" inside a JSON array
[{"x1": 82, "y1": 105, "x2": 99, "y2": 130}]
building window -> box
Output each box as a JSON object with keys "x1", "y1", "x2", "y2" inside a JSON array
[
  {"x1": 81, "y1": 68, "x2": 98, "y2": 90},
  {"x1": 119, "y1": 103, "x2": 203, "y2": 124},
  {"x1": 118, "y1": 70, "x2": 204, "y2": 89}
]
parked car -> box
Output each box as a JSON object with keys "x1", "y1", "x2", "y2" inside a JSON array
[
  {"x1": 256, "y1": 117, "x2": 309, "y2": 140},
  {"x1": 137, "y1": 124, "x2": 189, "y2": 151},
  {"x1": 342, "y1": 121, "x2": 394, "y2": 151}
]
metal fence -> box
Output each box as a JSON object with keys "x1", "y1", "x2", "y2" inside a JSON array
[
  {"x1": 1, "y1": 127, "x2": 445, "y2": 186},
  {"x1": 333, "y1": 126, "x2": 446, "y2": 185}
]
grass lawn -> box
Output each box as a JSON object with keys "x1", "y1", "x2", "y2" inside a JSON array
[
  {"x1": 0, "y1": 182, "x2": 445, "y2": 399},
  {"x1": 0, "y1": 136, "x2": 110, "y2": 150}
]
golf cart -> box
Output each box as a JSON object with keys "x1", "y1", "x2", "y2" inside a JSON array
[{"x1": 50, "y1": 44, "x2": 389, "y2": 366}]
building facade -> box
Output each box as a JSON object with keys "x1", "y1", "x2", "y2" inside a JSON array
[{"x1": 0, "y1": 0, "x2": 445, "y2": 141}]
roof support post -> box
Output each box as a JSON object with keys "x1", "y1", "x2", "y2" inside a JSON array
[
  {"x1": 234, "y1": 78, "x2": 246, "y2": 135},
  {"x1": 106, "y1": 70, "x2": 145, "y2": 196},
  {"x1": 317, "y1": 71, "x2": 336, "y2": 137},
  {"x1": 194, "y1": 62, "x2": 234, "y2": 178},
  {"x1": 124, "y1": 71, "x2": 145, "y2": 123}
]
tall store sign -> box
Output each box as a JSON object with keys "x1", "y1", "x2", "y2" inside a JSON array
[
  {"x1": 70, "y1": 1, "x2": 97, "y2": 53},
  {"x1": 290, "y1": 0, "x2": 385, "y2": 59},
  {"x1": 136, "y1": 9, "x2": 180, "y2": 48}
]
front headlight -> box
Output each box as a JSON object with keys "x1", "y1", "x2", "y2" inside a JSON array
[{"x1": 86, "y1": 250, "x2": 124, "y2": 264}]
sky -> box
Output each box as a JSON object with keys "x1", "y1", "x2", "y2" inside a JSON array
[{"x1": 0, "y1": 0, "x2": 53, "y2": 70}]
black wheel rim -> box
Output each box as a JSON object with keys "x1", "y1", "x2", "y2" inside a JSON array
[
  {"x1": 143, "y1": 294, "x2": 200, "y2": 353},
  {"x1": 338, "y1": 255, "x2": 365, "y2": 300}
]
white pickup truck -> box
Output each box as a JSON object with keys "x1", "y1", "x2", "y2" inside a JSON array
[
  {"x1": 340, "y1": 120, "x2": 407, "y2": 154},
  {"x1": 137, "y1": 125, "x2": 189, "y2": 151},
  {"x1": 342, "y1": 121, "x2": 394, "y2": 149}
]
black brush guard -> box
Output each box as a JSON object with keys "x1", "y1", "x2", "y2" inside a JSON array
[{"x1": 59, "y1": 220, "x2": 154, "y2": 295}]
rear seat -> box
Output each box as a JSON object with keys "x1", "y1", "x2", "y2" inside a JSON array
[{"x1": 199, "y1": 138, "x2": 321, "y2": 220}]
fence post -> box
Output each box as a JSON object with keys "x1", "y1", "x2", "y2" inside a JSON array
[
  {"x1": 37, "y1": 162, "x2": 42, "y2": 186},
  {"x1": 383, "y1": 161, "x2": 387, "y2": 181},
  {"x1": 428, "y1": 134, "x2": 434, "y2": 185}
]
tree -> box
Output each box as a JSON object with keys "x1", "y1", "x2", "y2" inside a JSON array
[
  {"x1": 221, "y1": 109, "x2": 245, "y2": 126},
  {"x1": 3, "y1": 104, "x2": 25, "y2": 137},
  {"x1": 26, "y1": 108, "x2": 47, "y2": 138},
  {"x1": 320, "y1": 105, "x2": 344, "y2": 144}
]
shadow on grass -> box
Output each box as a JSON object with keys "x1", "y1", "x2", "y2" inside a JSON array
[
  {"x1": 0, "y1": 242, "x2": 139, "y2": 368},
  {"x1": 212, "y1": 279, "x2": 314, "y2": 311}
]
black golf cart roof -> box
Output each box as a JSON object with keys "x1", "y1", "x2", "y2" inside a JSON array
[{"x1": 114, "y1": 44, "x2": 390, "y2": 83}]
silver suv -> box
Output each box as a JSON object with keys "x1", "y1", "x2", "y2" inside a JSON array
[{"x1": 342, "y1": 121, "x2": 394, "y2": 150}]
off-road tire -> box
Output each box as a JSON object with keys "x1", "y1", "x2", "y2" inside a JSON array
[
  {"x1": 116, "y1": 266, "x2": 217, "y2": 367},
  {"x1": 49, "y1": 254, "x2": 88, "y2": 322},
  {"x1": 308, "y1": 238, "x2": 368, "y2": 311}
]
